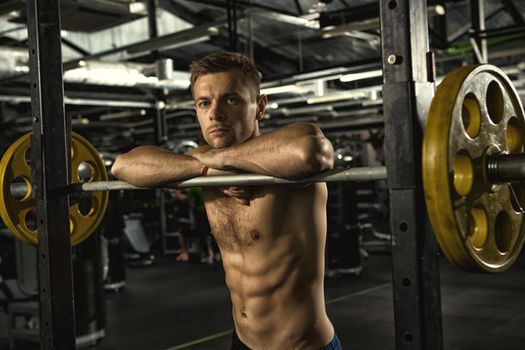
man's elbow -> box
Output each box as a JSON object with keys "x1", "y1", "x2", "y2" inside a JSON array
[
  {"x1": 300, "y1": 136, "x2": 335, "y2": 174},
  {"x1": 110, "y1": 154, "x2": 129, "y2": 179}
]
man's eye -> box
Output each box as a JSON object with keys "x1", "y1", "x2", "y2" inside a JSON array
[
  {"x1": 226, "y1": 97, "x2": 239, "y2": 105},
  {"x1": 198, "y1": 101, "x2": 210, "y2": 108}
]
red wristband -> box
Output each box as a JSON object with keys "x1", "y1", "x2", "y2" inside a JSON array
[{"x1": 201, "y1": 165, "x2": 209, "y2": 176}]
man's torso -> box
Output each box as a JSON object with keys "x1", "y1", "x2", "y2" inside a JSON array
[{"x1": 203, "y1": 183, "x2": 334, "y2": 349}]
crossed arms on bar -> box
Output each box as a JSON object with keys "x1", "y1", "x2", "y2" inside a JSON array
[{"x1": 110, "y1": 123, "x2": 335, "y2": 188}]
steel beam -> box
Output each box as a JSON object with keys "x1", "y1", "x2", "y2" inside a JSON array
[
  {"x1": 0, "y1": 20, "x2": 224, "y2": 85},
  {"x1": 448, "y1": 4, "x2": 505, "y2": 44},
  {"x1": 470, "y1": 0, "x2": 488, "y2": 63},
  {"x1": 26, "y1": 0, "x2": 76, "y2": 348},
  {"x1": 379, "y1": 0, "x2": 443, "y2": 349}
]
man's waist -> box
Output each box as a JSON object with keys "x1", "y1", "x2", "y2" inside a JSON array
[
  {"x1": 233, "y1": 303, "x2": 329, "y2": 337},
  {"x1": 233, "y1": 318, "x2": 334, "y2": 350}
]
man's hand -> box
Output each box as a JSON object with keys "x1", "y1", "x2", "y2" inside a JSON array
[
  {"x1": 220, "y1": 186, "x2": 254, "y2": 206},
  {"x1": 191, "y1": 147, "x2": 254, "y2": 205},
  {"x1": 204, "y1": 167, "x2": 254, "y2": 205}
]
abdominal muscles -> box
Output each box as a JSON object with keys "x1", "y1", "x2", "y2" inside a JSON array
[
  {"x1": 224, "y1": 241, "x2": 325, "y2": 347},
  {"x1": 204, "y1": 184, "x2": 331, "y2": 349}
]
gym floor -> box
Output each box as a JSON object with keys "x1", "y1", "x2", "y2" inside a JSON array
[{"x1": 2, "y1": 252, "x2": 525, "y2": 350}]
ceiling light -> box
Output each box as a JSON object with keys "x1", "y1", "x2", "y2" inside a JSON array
[
  {"x1": 340, "y1": 69, "x2": 382, "y2": 82},
  {"x1": 261, "y1": 85, "x2": 300, "y2": 95},
  {"x1": 307, "y1": 93, "x2": 365, "y2": 104}
]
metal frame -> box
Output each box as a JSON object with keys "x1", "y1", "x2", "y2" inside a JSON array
[
  {"x1": 379, "y1": 0, "x2": 443, "y2": 349},
  {"x1": 26, "y1": 0, "x2": 76, "y2": 348},
  {"x1": 0, "y1": 20, "x2": 225, "y2": 85},
  {"x1": 470, "y1": 0, "x2": 488, "y2": 63},
  {"x1": 147, "y1": 0, "x2": 172, "y2": 256},
  {"x1": 226, "y1": 0, "x2": 239, "y2": 52},
  {"x1": 429, "y1": 0, "x2": 448, "y2": 49}
]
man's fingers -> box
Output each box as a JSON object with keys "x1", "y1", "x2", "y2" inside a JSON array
[
  {"x1": 224, "y1": 190, "x2": 250, "y2": 199},
  {"x1": 234, "y1": 198, "x2": 250, "y2": 206},
  {"x1": 220, "y1": 187, "x2": 253, "y2": 205},
  {"x1": 222, "y1": 187, "x2": 251, "y2": 197}
]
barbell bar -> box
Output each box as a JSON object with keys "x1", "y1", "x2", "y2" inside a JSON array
[
  {"x1": 9, "y1": 167, "x2": 388, "y2": 198},
  {"x1": 9, "y1": 151, "x2": 525, "y2": 198}
]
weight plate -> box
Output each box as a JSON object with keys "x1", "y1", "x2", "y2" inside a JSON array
[
  {"x1": 69, "y1": 132, "x2": 109, "y2": 245},
  {"x1": 0, "y1": 132, "x2": 108, "y2": 246},
  {"x1": 0, "y1": 133, "x2": 36, "y2": 245},
  {"x1": 423, "y1": 65, "x2": 525, "y2": 272}
]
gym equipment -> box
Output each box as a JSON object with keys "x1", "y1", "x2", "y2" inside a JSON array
[
  {"x1": 5, "y1": 234, "x2": 106, "y2": 348},
  {"x1": 423, "y1": 65, "x2": 525, "y2": 272},
  {"x1": 0, "y1": 132, "x2": 108, "y2": 246},
  {"x1": 1, "y1": 64, "x2": 525, "y2": 272},
  {"x1": 9, "y1": 167, "x2": 388, "y2": 195},
  {"x1": 123, "y1": 214, "x2": 155, "y2": 267}
]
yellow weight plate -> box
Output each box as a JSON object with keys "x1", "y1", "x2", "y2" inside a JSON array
[
  {"x1": 69, "y1": 133, "x2": 108, "y2": 245},
  {"x1": 423, "y1": 64, "x2": 525, "y2": 272},
  {"x1": 0, "y1": 132, "x2": 108, "y2": 246},
  {"x1": 0, "y1": 133, "x2": 36, "y2": 245}
]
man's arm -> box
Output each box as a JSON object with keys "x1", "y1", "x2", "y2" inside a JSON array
[
  {"x1": 193, "y1": 122, "x2": 335, "y2": 179},
  {"x1": 111, "y1": 145, "x2": 205, "y2": 187}
]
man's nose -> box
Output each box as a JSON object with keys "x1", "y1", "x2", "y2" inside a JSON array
[{"x1": 210, "y1": 103, "x2": 226, "y2": 121}]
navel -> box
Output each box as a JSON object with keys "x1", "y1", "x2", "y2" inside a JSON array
[
  {"x1": 241, "y1": 312, "x2": 248, "y2": 319},
  {"x1": 250, "y1": 229, "x2": 260, "y2": 241}
]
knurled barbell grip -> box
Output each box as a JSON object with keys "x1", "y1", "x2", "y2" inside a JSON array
[{"x1": 9, "y1": 167, "x2": 388, "y2": 197}]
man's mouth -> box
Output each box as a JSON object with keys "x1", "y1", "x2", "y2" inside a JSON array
[{"x1": 209, "y1": 127, "x2": 230, "y2": 136}]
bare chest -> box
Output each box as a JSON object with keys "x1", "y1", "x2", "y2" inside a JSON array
[{"x1": 203, "y1": 188, "x2": 286, "y2": 252}]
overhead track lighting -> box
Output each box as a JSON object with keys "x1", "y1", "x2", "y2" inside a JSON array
[{"x1": 339, "y1": 69, "x2": 382, "y2": 82}]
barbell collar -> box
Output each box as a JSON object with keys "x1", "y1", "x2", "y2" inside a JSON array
[
  {"x1": 487, "y1": 153, "x2": 525, "y2": 184},
  {"x1": 9, "y1": 166, "x2": 387, "y2": 197}
]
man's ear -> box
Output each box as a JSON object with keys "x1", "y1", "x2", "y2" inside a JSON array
[{"x1": 256, "y1": 94, "x2": 268, "y2": 121}]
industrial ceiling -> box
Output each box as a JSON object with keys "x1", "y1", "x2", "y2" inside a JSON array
[{"x1": 0, "y1": 0, "x2": 524, "y2": 151}]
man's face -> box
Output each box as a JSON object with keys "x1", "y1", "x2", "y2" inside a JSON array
[{"x1": 193, "y1": 68, "x2": 266, "y2": 148}]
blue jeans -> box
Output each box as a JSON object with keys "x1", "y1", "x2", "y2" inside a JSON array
[
  {"x1": 322, "y1": 334, "x2": 343, "y2": 350},
  {"x1": 231, "y1": 332, "x2": 343, "y2": 350}
]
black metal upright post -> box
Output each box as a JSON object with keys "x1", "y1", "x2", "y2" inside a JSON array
[
  {"x1": 148, "y1": 0, "x2": 170, "y2": 254},
  {"x1": 430, "y1": 1, "x2": 448, "y2": 49},
  {"x1": 226, "y1": 0, "x2": 238, "y2": 52},
  {"x1": 147, "y1": 0, "x2": 159, "y2": 63},
  {"x1": 26, "y1": 0, "x2": 76, "y2": 349},
  {"x1": 147, "y1": 0, "x2": 167, "y2": 145},
  {"x1": 379, "y1": 1, "x2": 443, "y2": 349}
]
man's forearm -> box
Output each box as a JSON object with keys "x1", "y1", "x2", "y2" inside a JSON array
[
  {"x1": 194, "y1": 123, "x2": 335, "y2": 179},
  {"x1": 111, "y1": 145, "x2": 205, "y2": 187}
]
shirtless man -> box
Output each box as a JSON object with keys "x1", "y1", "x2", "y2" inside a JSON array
[{"x1": 111, "y1": 52, "x2": 341, "y2": 350}]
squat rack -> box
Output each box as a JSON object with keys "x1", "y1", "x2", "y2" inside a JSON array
[
  {"x1": 27, "y1": 0, "x2": 75, "y2": 348},
  {"x1": 380, "y1": 1, "x2": 442, "y2": 349},
  {"x1": 27, "y1": 0, "x2": 444, "y2": 349}
]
